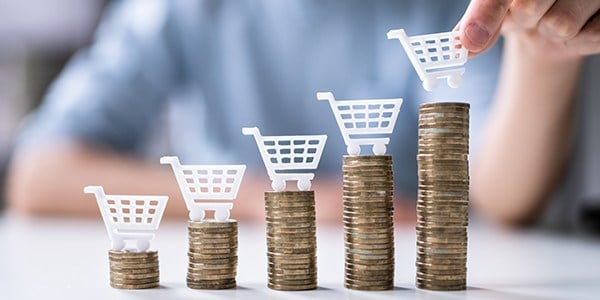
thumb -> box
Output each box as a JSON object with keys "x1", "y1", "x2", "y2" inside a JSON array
[{"x1": 459, "y1": 0, "x2": 512, "y2": 54}]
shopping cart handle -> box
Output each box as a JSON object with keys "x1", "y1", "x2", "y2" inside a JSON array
[
  {"x1": 316, "y1": 92, "x2": 335, "y2": 102},
  {"x1": 160, "y1": 156, "x2": 180, "y2": 165},
  {"x1": 84, "y1": 186, "x2": 105, "y2": 197},
  {"x1": 242, "y1": 127, "x2": 261, "y2": 137},
  {"x1": 386, "y1": 29, "x2": 407, "y2": 40}
]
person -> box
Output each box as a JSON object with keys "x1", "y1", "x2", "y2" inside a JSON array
[
  {"x1": 460, "y1": 0, "x2": 600, "y2": 232},
  {"x1": 5, "y1": 0, "x2": 600, "y2": 230}
]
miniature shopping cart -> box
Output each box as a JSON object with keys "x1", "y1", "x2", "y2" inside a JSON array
[
  {"x1": 317, "y1": 92, "x2": 403, "y2": 156},
  {"x1": 242, "y1": 127, "x2": 327, "y2": 192},
  {"x1": 387, "y1": 29, "x2": 467, "y2": 91},
  {"x1": 160, "y1": 156, "x2": 246, "y2": 222},
  {"x1": 84, "y1": 186, "x2": 168, "y2": 252}
]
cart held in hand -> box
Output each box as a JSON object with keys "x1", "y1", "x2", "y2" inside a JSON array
[
  {"x1": 84, "y1": 186, "x2": 168, "y2": 252},
  {"x1": 160, "y1": 156, "x2": 246, "y2": 222},
  {"x1": 387, "y1": 29, "x2": 467, "y2": 91},
  {"x1": 242, "y1": 127, "x2": 327, "y2": 192},
  {"x1": 317, "y1": 92, "x2": 403, "y2": 156}
]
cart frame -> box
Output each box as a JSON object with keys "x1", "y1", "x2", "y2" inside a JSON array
[
  {"x1": 160, "y1": 156, "x2": 245, "y2": 222},
  {"x1": 387, "y1": 29, "x2": 467, "y2": 91},
  {"x1": 84, "y1": 186, "x2": 168, "y2": 252},
  {"x1": 242, "y1": 127, "x2": 327, "y2": 191},
  {"x1": 317, "y1": 92, "x2": 403, "y2": 156}
]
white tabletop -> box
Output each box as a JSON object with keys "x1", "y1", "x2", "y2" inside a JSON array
[{"x1": 1, "y1": 213, "x2": 599, "y2": 300}]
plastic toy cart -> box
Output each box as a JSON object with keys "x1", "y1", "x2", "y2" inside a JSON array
[
  {"x1": 84, "y1": 186, "x2": 168, "y2": 252},
  {"x1": 160, "y1": 156, "x2": 246, "y2": 222},
  {"x1": 387, "y1": 29, "x2": 467, "y2": 91},
  {"x1": 242, "y1": 127, "x2": 327, "y2": 192},
  {"x1": 317, "y1": 92, "x2": 403, "y2": 156}
]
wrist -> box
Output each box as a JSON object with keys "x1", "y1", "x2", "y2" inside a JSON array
[{"x1": 503, "y1": 32, "x2": 584, "y2": 66}]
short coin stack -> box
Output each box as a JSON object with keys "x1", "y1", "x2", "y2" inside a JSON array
[
  {"x1": 342, "y1": 155, "x2": 395, "y2": 291},
  {"x1": 416, "y1": 102, "x2": 470, "y2": 291},
  {"x1": 265, "y1": 191, "x2": 317, "y2": 291},
  {"x1": 187, "y1": 220, "x2": 238, "y2": 289},
  {"x1": 109, "y1": 250, "x2": 160, "y2": 289}
]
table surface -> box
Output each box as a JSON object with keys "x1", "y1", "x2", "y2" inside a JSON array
[{"x1": 1, "y1": 214, "x2": 599, "y2": 300}]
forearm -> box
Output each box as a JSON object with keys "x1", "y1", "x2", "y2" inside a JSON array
[
  {"x1": 7, "y1": 142, "x2": 185, "y2": 217},
  {"x1": 5, "y1": 142, "x2": 352, "y2": 223},
  {"x1": 472, "y1": 35, "x2": 582, "y2": 226},
  {"x1": 6, "y1": 142, "x2": 271, "y2": 220}
]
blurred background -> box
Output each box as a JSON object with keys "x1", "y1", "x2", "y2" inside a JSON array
[{"x1": 0, "y1": 0, "x2": 108, "y2": 210}]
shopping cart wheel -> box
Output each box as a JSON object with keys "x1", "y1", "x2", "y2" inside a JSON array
[
  {"x1": 111, "y1": 239, "x2": 125, "y2": 251},
  {"x1": 215, "y1": 209, "x2": 230, "y2": 222},
  {"x1": 189, "y1": 209, "x2": 205, "y2": 222},
  {"x1": 272, "y1": 179, "x2": 286, "y2": 192},
  {"x1": 347, "y1": 145, "x2": 361, "y2": 156},
  {"x1": 297, "y1": 179, "x2": 311, "y2": 191},
  {"x1": 373, "y1": 144, "x2": 386, "y2": 155},
  {"x1": 423, "y1": 79, "x2": 436, "y2": 92},
  {"x1": 137, "y1": 239, "x2": 150, "y2": 252},
  {"x1": 448, "y1": 74, "x2": 463, "y2": 88}
]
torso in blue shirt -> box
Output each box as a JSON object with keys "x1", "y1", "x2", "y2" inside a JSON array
[{"x1": 22, "y1": 0, "x2": 501, "y2": 197}]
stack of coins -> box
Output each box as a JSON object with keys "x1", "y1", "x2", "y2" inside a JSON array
[
  {"x1": 265, "y1": 191, "x2": 317, "y2": 291},
  {"x1": 342, "y1": 155, "x2": 395, "y2": 291},
  {"x1": 416, "y1": 102, "x2": 470, "y2": 291},
  {"x1": 187, "y1": 220, "x2": 238, "y2": 289},
  {"x1": 108, "y1": 250, "x2": 160, "y2": 289}
]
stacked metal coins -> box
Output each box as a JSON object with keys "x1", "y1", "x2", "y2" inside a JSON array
[
  {"x1": 187, "y1": 220, "x2": 238, "y2": 289},
  {"x1": 342, "y1": 155, "x2": 395, "y2": 290},
  {"x1": 416, "y1": 102, "x2": 470, "y2": 291},
  {"x1": 265, "y1": 191, "x2": 317, "y2": 291},
  {"x1": 108, "y1": 250, "x2": 160, "y2": 289}
]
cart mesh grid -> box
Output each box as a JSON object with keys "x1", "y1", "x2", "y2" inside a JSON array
[
  {"x1": 336, "y1": 102, "x2": 399, "y2": 133},
  {"x1": 408, "y1": 32, "x2": 465, "y2": 69},
  {"x1": 104, "y1": 196, "x2": 165, "y2": 229},
  {"x1": 181, "y1": 166, "x2": 243, "y2": 198},
  {"x1": 262, "y1": 137, "x2": 322, "y2": 168}
]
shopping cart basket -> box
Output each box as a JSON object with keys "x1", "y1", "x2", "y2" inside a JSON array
[
  {"x1": 387, "y1": 29, "x2": 467, "y2": 91},
  {"x1": 84, "y1": 186, "x2": 169, "y2": 252},
  {"x1": 160, "y1": 156, "x2": 246, "y2": 222},
  {"x1": 317, "y1": 92, "x2": 403, "y2": 156},
  {"x1": 242, "y1": 127, "x2": 327, "y2": 192}
]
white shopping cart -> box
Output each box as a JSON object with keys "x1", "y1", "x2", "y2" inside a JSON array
[
  {"x1": 242, "y1": 127, "x2": 327, "y2": 192},
  {"x1": 387, "y1": 29, "x2": 467, "y2": 91},
  {"x1": 84, "y1": 186, "x2": 168, "y2": 252},
  {"x1": 160, "y1": 156, "x2": 246, "y2": 222},
  {"x1": 317, "y1": 92, "x2": 403, "y2": 156}
]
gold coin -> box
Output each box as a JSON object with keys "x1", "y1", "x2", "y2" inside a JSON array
[
  {"x1": 267, "y1": 282, "x2": 317, "y2": 291},
  {"x1": 345, "y1": 253, "x2": 393, "y2": 261},
  {"x1": 415, "y1": 277, "x2": 466, "y2": 286},
  {"x1": 110, "y1": 281, "x2": 159, "y2": 289},
  {"x1": 188, "y1": 220, "x2": 237, "y2": 228},
  {"x1": 187, "y1": 280, "x2": 236, "y2": 290},
  {"x1": 111, "y1": 276, "x2": 159, "y2": 285},
  {"x1": 344, "y1": 278, "x2": 393, "y2": 287},
  {"x1": 346, "y1": 262, "x2": 394, "y2": 271},
  {"x1": 110, "y1": 271, "x2": 159, "y2": 280},
  {"x1": 345, "y1": 258, "x2": 394, "y2": 267},
  {"x1": 186, "y1": 273, "x2": 236, "y2": 281}
]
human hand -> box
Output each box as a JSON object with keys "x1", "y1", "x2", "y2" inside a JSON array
[{"x1": 458, "y1": 0, "x2": 600, "y2": 59}]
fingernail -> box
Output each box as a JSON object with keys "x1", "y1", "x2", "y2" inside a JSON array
[{"x1": 465, "y1": 23, "x2": 490, "y2": 49}]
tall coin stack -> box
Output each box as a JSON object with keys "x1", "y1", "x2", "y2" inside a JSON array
[
  {"x1": 265, "y1": 191, "x2": 317, "y2": 291},
  {"x1": 187, "y1": 220, "x2": 238, "y2": 289},
  {"x1": 109, "y1": 250, "x2": 160, "y2": 289},
  {"x1": 343, "y1": 155, "x2": 395, "y2": 291},
  {"x1": 416, "y1": 102, "x2": 470, "y2": 291}
]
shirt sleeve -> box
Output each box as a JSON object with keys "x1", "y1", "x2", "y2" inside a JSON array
[{"x1": 16, "y1": 0, "x2": 183, "y2": 153}]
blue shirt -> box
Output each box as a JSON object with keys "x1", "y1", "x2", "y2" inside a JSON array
[{"x1": 19, "y1": 0, "x2": 501, "y2": 198}]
